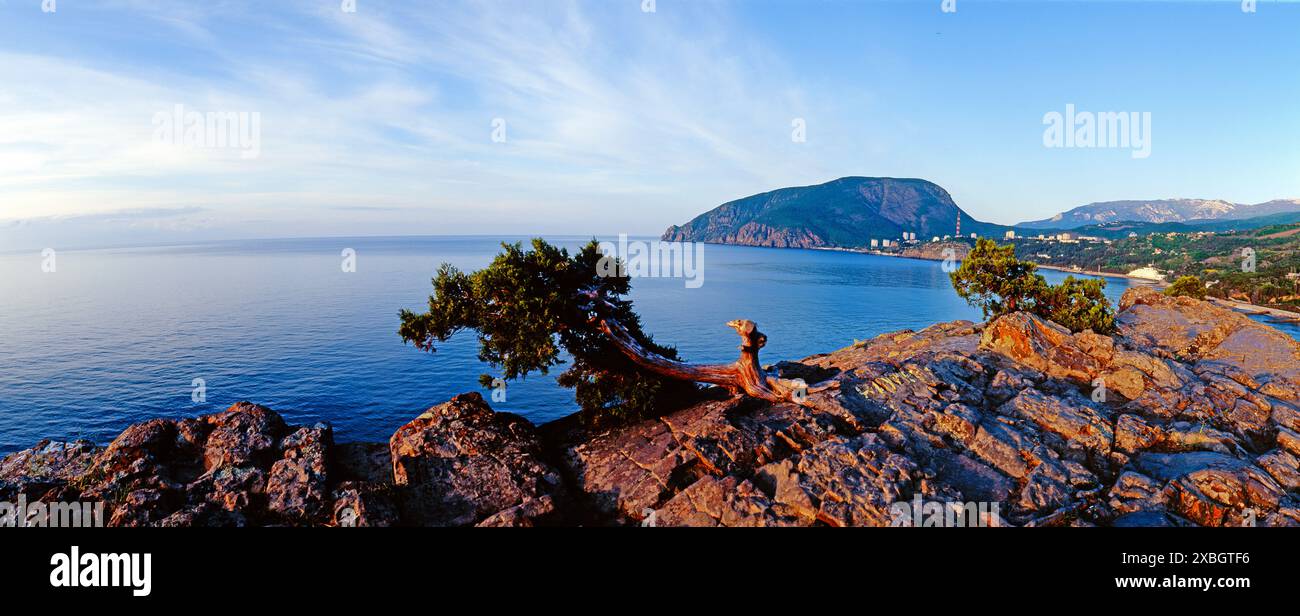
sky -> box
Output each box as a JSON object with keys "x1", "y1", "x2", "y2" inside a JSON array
[{"x1": 1, "y1": 0, "x2": 1298, "y2": 249}]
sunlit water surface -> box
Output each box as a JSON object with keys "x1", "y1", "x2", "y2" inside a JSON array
[{"x1": 3, "y1": 236, "x2": 1293, "y2": 453}]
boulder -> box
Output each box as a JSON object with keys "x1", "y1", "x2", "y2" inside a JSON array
[
  {"x1": 980, "y1": 313, "x2": 1105, "y2": 384},
  {"x1": 998, "y1": 389, "x2": 1112, "y2": 453},
  {"x1": 1117, "y1": 288, "x2": 1300, "y2": 397},
  {"x1": 331, "y1": 481, "x2": 400, "y2": 527},
  {"x1": 654, "y1": 475, "x2": 800, "y2": 527},
  {"x1": 389, "y1": 393, "x2": 565, "y2": 526},
  {"x1": 81, "y1": 418, "x2": 190, "y2": 520},
  {"x1": 1115, "y1": 414, "x2": 1161, "y2": 454},
  {"x1": 267, "y1": 424, "x2": 332, "y2": 521},
  {"x1": 202, "y1": 402, "x2": 287, "y2": 471},
  {"x1": 0, "y1": 440, "x2": 100, "y2": 501},
  {"x1": 3, "y1": 403, "x2": 375, "y2": 527}
]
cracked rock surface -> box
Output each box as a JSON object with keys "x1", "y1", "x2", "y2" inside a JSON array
[
  {"x1": 3, "y1": 288, "x2": 1298, "y2": 527},
  {"x1": 555, "y1": 287, "x2": 1300, "y2": 527}
]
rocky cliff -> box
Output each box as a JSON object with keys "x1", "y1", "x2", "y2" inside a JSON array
[{"x1": 4, "y1": 287, "x2": 1299, "y2": 527}]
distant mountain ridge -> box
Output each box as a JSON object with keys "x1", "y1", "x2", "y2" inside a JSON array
[
  {"x1": 1066, "y1": 211, "x2": 1300, "y2": 240},
  {"x1": 1019, "y1": 198, "x2": 1300, "y2": 230},
  {"x1": 661, "y1": 177, "x2": 1009, "y2": 249},
  {"x1": 662, "y1": 179, "x2": 1300, "y2": 249}
]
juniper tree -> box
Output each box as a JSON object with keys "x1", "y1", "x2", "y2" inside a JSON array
[
  {"x1": 950, "y1": 238, "x2": 1116, "y2": 333},
  {"x1": 949, "y1": 238, "x2": 1048, "y2": 317},
  {"x1": 399, "y1": 238, "x2": 833, "y2": 422},
  {"x1": 1036, "y1": 276, "x2": 1116, "y2": 334},
  {"x1": 398, "y1": 239, "x2": 698, "y2": 422}
]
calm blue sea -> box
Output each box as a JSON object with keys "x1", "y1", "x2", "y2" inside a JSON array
[{"x1": 1, "y1": 236, "x2": 1295, "y2": 453}]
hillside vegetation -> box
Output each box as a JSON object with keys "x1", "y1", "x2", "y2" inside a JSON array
[{"x1": 1016, "y1": 223, "x2": 1300, "y2": 310}]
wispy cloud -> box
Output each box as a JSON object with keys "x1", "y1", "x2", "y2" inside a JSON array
[
  {"x1": 0, "y1": 0, "x2": 830, "y2": 244},
  {"x1": 1, "y1": 0, "x2": 1297, "y2": 249}
]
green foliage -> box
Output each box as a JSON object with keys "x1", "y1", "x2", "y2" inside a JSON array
[
  {"x1": 948, "y1": 239, "x2": 1048, "y2": 318},
  {"x1": 1164, "y1": 275, "x2": 1207, "y2": 300},
  {"x1": 1037, "y1": 276, "x2": 1116, "y2": 334},
  {"x1": 1012, "y1": 222, "x2": 1300, "y2": 310},
  {"x1": 950, "y1": 238, "x2": 1116, "y2": 333},
  {"x1": 399, "y1": 238, "x2": 697, "y2": 424}
]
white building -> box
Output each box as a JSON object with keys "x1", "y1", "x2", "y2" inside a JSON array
[
  {"x1": 1126, "y1": 267, "x2": 1165, "y2": 282},
  {"x1": 1004, "y1": 230, "x2": 1016, "y2": 240}
]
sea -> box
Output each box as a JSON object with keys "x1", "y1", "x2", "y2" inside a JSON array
[{"x1": 2, "y1": 235, "x2": 1296, "y2": 453}]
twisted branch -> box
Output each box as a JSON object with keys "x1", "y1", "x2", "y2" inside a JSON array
[{"x1": 583, "y1": 291, "x2": 838, "y2": 405}]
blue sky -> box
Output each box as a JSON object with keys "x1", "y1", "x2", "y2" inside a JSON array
[{"x1": 1, "y1": 0, "x2": 1297, "y2": 248}]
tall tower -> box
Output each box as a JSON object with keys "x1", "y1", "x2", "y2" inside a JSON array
[{"x1": 956, "y1": 211, "x2": 961, "y2": 238}]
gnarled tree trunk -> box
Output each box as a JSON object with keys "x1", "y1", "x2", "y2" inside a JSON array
[{"x1": 596, "y1": 313, "x2": 838, "y2": 405}]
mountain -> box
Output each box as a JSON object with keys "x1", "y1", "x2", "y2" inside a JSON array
[
  {"x1": 1019, "y1": 198, "x2": 1300, "y2": 229},
  {"x1": 661, "y1": 177, "x2": 1009, "y2": 248},
  {"x1": 1070, "y1": 210, "x2": 1300, "y2": 239}
]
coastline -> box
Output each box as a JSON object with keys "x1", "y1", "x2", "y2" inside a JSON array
[
  {"x1": 783, "y1": 242, "x2": 1300, "y2": 323},
  {"x1": 1209, "y1": 297, "x2": 1300, "y2": 323},
  {"x1": 6, "y1": 286, "x2": 1300, "y2": 527},
  {"x1": 806, "y1": 243, "x2": 1161, "y2": 284},
  {"x1": 1033, "y1": 263, "x2": 1165, "y2": 285}
]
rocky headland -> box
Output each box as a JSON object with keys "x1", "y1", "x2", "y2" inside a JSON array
[
  {"x1": 4, "y1": 287, "x2": 1299, "y2": 527},
  {"x1": 661, "y1": 176, "x2": 1012, "y2": 249}
]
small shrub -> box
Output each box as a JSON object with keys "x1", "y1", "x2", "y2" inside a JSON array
[
  {"x1": 950, "y1": 239, "x2": 1116, "y2": 334},
  {"x1": 1163, "y1": 275, "x2": 1207, "y2": 300}
]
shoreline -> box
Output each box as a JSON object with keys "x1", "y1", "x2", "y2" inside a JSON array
[
  {"x1": 1209, "y1": 297, "x2": 1300, "y2": 323},
  {"x1": 807, "y1": 244, "x2": 1163, "y2": 284},
  {"x1": 793, "y1": 243, "x2": 1300, "y2": 323},
  {"x1": 6, "y1": 286, "x2": 1299, "y2": 527},
  {"x1": 1033, "y1": 262, "x2": 1166, "y2": 285}
]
